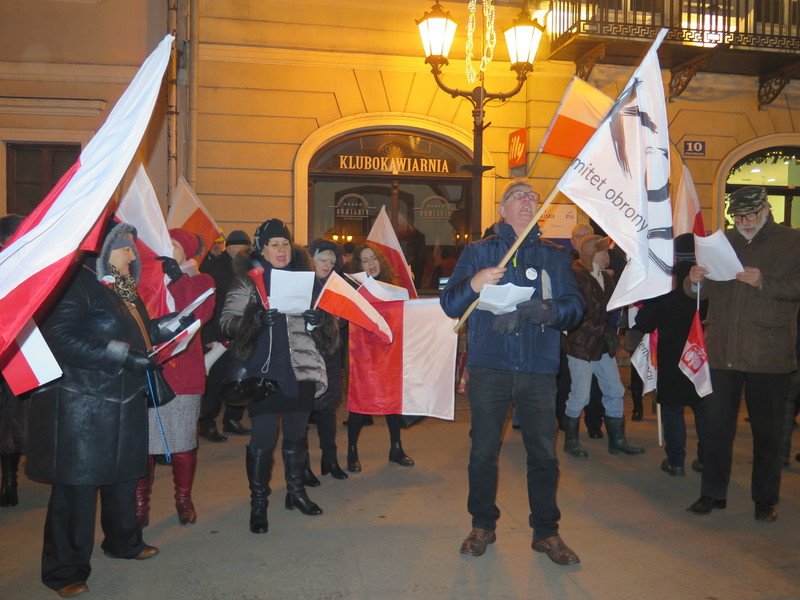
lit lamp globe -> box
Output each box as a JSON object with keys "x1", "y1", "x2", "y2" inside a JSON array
[
  {"x1": 504, "y1": 9, "x2": 546, "y2": 75},
  {"x1": 416, "y1": 1, "x2": 458, "y2": 67}
]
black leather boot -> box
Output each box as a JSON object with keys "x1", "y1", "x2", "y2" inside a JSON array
[
  {"x1": 347, "y1": 444, "x2": 361, "y2": 473},
  {"x1": 283, "y1": 439, "x2": 323, "y2": 516},
  {"x1": 303, "y1": 454, "x2": 321, "y2": 487},
  {"x1": 563, "y1": 417, "x2": 588, "y2": 458},
  {"x1": 246, "y1": 445, "x2": 272, "y2": 533},
  {"x1": 0, "y1": 453, "x2": 20, "y2": 507},
  {"x1": 388, "y1": 441, "x2": 415, "y2": 466},
  {"x1": 606, "y1": 417, "x2": 645, "y2": 455},
  {"x1": 321, "y1": 450, "x2": 348, "y2": 479}
]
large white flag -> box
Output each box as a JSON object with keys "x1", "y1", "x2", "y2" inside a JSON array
[{"x1": 557, "y1": 29, "x2": 673, "y2": 310}]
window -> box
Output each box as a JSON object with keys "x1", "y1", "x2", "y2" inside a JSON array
[{"x1": 6, "y1": 142, "x2": 80, "y2": 215}]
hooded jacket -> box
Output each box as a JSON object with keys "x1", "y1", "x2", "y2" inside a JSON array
[{"x1": 440, "y1": 222, "x2": 584, "y2": 374}]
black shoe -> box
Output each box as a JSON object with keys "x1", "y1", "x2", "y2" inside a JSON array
[
  {"x1": 321, "y1": 460, "x2": 349, "y2": 480},
  {"x1": 388, "y1": 441, "x2": 415, "y2": 467},
  {"x1": 754, "y1": 502, "x2": 777, "y2": 522},
  {"x1": 347, "y1": 444, "x2": 361, "y2": 473},
  {"x1": 511, "y1": 423, "x2": 521, "y2": 430},
  {"x1": 631, "y1": 406, "x2": 643, "y2": 421},
  {"x1": 687, "y1": 496, "x2": 726, "y2": 515},
  {"x1": 223, "y1": 418, "x2": 250, "y2": 436},
  {"x1": 198, "y1": 426, "x2": 227, "y2": 443},
  {"x1": 691, "y1": 459, "x2": 703, "y2": 472},
  {"x1": 303, "y1": 457, "x2": 321, "y2": 488},
  {"x1": 660, "y1": 458, "x2": 686, "y2": 477},
  {"x1": 795, "y1": 453, "x2": 800, "y2": 464},
  {"x1": 587, "y1": 428, "x2": 603, "y2": 439}
]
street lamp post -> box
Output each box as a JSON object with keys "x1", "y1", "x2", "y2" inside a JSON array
[{"x1": 416, "y1": 1, "x2": 546, "y2": 241}]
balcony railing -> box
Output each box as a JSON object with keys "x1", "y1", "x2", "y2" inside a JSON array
[{"x1": 550, "y1": 0, "x2": 800, "y2": 54}]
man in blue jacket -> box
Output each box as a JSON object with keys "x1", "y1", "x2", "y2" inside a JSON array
[{"x1": 441, "y1": 179, "x2": 584, "y2": 564}]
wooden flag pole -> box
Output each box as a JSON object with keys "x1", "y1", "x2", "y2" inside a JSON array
[{"x1": 453, "y1": 185, "x2": 561, "y2": 332}]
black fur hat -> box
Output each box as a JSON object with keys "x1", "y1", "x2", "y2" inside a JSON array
[{"x1": 253, "y1": 219, "x2": 292, "y2": 253}]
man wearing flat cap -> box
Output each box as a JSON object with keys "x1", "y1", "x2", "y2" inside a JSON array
[{"x1": 685, "y1": 186, "x2": 800, "y2": 522}]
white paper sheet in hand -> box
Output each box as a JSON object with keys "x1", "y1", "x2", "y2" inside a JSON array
[
  {"x1": 476, "y1": 283, "x2": 535, "y2": 315},
  {"x1": 693, "y1": 231, "x2": 744, "y2": 281},
  {"x1": 269, "y1": 270, "x2": 315, "y2": 314},
  {"x1": 162, "y1": 287, "x2": 215, "y2": 332}
]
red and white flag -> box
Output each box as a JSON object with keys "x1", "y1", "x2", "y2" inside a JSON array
[
  {"x1": 557, "y1": 30, "x2": 673, "y2": 311},
  {"x1": 167, "y1": 176, "x2": 222, "y2": 262},
  {"x1": 348, "y1": 298, "x2": 456, "y2": 419},
  {"x1": 116, "y1": 160, "x2": 175, "y2": 317},
  {"x1": 0, "y1": 35, "x2": 173, "y2": 393},
  {"x1": 673, "y1": 162, "x2": 706, "y2": 237},
  {"x1": 358, "y1": 277, "x2": 410, "y2": 303},
  {"x1": 1, "y1": 321, "x2": 63, "y2": 396},
  {"x1": 151, "y1": 319, "x2": 202, "y2": 364},
  {"x1": 314, "y1": 272, "x2": 393, "y2": 344},
  {"x1": 367, "y1": 206, "x2": 417, "y2": 299},
  {"x1": 538, "y1": 76, "x2": 614, "y2": 160},
  {"x1": 679, "y1": 310, "x2": 712, "y2": 397}
]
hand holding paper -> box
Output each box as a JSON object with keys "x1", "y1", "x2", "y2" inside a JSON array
[
  {"x1": 693, "y1": 231, "x2": 744, "y2": 281},
  {"x1": 476, "y1": 283, "x2": 535, "y2": 315}
]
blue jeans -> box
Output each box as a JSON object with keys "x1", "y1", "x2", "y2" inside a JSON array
[
  {"x1": 565, "y1": 354, "x2": 625, "y2": 419},
  {"x1": 467, "y1": 366, "x2": 561, "y2": 539}
]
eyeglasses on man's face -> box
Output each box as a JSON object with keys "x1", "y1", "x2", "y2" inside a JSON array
[
  {"x1": 731, "y1": 203, "x2": 766, "y2": 223},
  {"x1": 507, "y1": 190, "x2": 539, "y2": 203}
]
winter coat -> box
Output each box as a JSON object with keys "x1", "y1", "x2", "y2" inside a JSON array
[
  {"x1": 26, "y1": 228, "x2": 165, "y2": 486},
  {"x1": 564, "y1": 261, "x2": 615, "y2": 361},
  {"x1": 684, "y1": 216, "x2": 800, "y2": 373},
  {"x1": 161, "y1": 272, "x2": 216, "y2": 394},
  {"x1": 219, "y1": 248, "x2": 328, "y2": 415},
  {"x1": 440, "y1": 222, "x2": 584, "y2": 375},
  {"x1": 200, "y1": 250, "x2": 236, "y2": 345},
  {"x1": 636, "y1": 261, "x2": 708, "y2": 406}
]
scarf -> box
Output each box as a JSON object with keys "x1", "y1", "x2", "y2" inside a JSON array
[{"x1": 109, "y1": 264, "x2": 139, "y2": 303}]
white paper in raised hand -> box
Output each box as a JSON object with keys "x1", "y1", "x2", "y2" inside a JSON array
[
  {"x1": 162, "y1": 287, "x2": 215, "y2": 332},
  {"x1": 693, "y1": 230, "x2": 743, "y2": 281},
  {"x1": 269, "y1": 270, "x2": 315, "y2": 314},
  {"x1": 476, "y1": 283, "x2": 535, "y2": 315}
]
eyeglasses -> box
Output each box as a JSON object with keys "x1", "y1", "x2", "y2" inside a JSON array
[
  {"x1": 507, "y1": 190, "x2": 539, "y2": 203},
  {"x1": 731, "y1": 204, "x2": 766, "y2": 223}
]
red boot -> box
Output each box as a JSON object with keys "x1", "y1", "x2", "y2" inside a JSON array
[
  {"x1": 135, "y1": 455, "x2": 155, "y2": 527},
  {"x1": 171, "y1": 449, "x2": 197, "y2": 525}
]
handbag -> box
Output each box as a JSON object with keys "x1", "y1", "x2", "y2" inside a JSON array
[
  {"x1": 145, "y1": 368, "x2": 176, "y2": 408},
  {"x1": 221, "y1": 355, "x2": 279, "y2": 407}
]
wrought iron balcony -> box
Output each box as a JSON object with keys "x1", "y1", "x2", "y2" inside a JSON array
[{"x1": 548, "y1": 0, "x2": 800, "y2": 106}]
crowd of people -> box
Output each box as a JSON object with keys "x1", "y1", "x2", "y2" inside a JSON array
[{"x1": 1, "y1": 180, "x2": 799, "y2": 597}]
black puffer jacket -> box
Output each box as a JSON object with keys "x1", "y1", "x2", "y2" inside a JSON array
[
  {"x1": 26, "y1": 224, "x2": 165, "y2": 486},
  {"x1": 563, "y1": 260, "x2": 614, "y2": 361}
]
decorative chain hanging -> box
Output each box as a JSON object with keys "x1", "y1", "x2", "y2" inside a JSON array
[{"x1": 465, "y1": 0, "x2": 497, "y2": 85}]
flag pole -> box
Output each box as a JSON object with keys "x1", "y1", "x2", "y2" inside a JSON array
[{"x1": 453, "y1": 185, "x2": 561, "y2": 332}]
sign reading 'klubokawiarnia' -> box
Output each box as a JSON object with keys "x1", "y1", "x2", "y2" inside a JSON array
[{"x1": 337, "y1": 155, "x2": 451, "y2": 174}]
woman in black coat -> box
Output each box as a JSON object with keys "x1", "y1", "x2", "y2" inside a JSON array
[
  {"x1": 26, "y1": 223, "x2": 186, "y2": 597},
  {"x1": 634, "y1": 234, "x2": 708, "y2": 476}
]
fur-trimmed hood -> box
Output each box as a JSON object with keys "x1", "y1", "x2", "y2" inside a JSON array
[{"x1": 95, "y1": 222, "x2": 141, "y2": 282}]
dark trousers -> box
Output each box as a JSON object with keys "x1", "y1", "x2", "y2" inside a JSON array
[
  {"x1": 313, "y1": 406, "x2": 338, "y2": 461},
  {"x1": 661, "y1": 402, "x2": 704, "y2": 468},
  {"x1": 467, "y1": 366, "x2": 560, "y2": 539},
  {"x1": 42, "y1": 479, "x2": 144, "y2": 591},
  {"x1": 347, "y1": 412, "x2": 403, "y2": 446},
  {"x1": 630, "y1": 368, "x2": 644, "y2": 408},
  {"x1": 700, "y1": 369, "x2": 787, "y2": 504},
  {"x1": 249, "y1": 411, "x2": 310, "y2": 452},
  {"x1": 199, "y1": 351, "x2": 244, "y2": 428}
]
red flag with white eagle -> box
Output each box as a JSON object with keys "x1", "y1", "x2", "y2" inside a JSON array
[
  {"x1": 679, "y1": 310, "x2": 712, "y2": 397},
  {"x1": 314, "y1": 271, "x2": 393, "y2": 344},
  {"x1": 167, "y1": 176, "x2": 222, "y2": 262},
  {"x1": 0, "y1": 35, "x2": 173, "y2": 393},
  {"x1": 348, "y1": 298, "x2": 456, "y2": 419},
  {"x1": 367, "y1": 206, "x2": 418, "y2": 299}
]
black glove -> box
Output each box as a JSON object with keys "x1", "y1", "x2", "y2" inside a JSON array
[
  {"x1": 492, "y1": 311, "x2": 521, "y2": 335},
  {"x1": 156, "y1": 256, "x2": 184, "y2": 283},
  {"x1": 123, "y1": 350, "x2": 156, "y2": 376},
  {"x1": 516, "y1": 299, "x2": 555, "y2": 326},
  {"x1": 256, "y1": 308, "x2": 279, "y2": 329},
  {"x1": 179, "y1": 312, "x2": 197, "y2": 331},
  {"x1": 302, "y1": 309, "x2": 322, "y2": 328}
]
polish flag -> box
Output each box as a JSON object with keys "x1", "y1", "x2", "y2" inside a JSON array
[
  {"x1": 167, "y1": 176, "x2": 222, "y2": 261},
  {"x1": 116, "y1": 160, "x2": 175, "y2": 317},
  {"x1": 367, "y1": 206, "x2": 418, "y2": 299},
  {"x1": 673, "y1": 162, "x2": 706, "y2": 237},
  {"x1": 0, "y1": 35, "x2": 173, "y2": 393},
  {"x1": 357, "y1": 277, "x2": 410, "y2": 303},
  {"x1": 314, "y1": 271, "x2": 393, "y2": 344},
  {"x1": 538, "y1": 76, "x2": 614, "y2": 159},
  {"x1": 151, "y1": 319, "x2": 202, "y2": 364},
  {"x1": 0, "y1": 321, "x2": 62, "y2": 396},
  {"x1": 348, "y1": 298, "x2": 457, "y2": 419},
  {"x1": 679, "y1": 310, "x2": 712, "y2": 397}
]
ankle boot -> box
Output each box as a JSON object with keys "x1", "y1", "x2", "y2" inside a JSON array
[
  {"x1": 134, "y1": 455, "x2": 155, "y2": 526},
  {"x1": 563, "y1": 417, "x2": 588, "y2": 458},
  {"x1": 388, "y1": 440, "x2": 415, "y2": 466},
  {"x1": 246, "y1": 444, "x2": 273, "y2": 534},
  {"x1": 303, "y1": 454, "x2": 321, "y2": 487},
  {"x1": 0, "y1": 453, "x2": 20, "y2": 507},
  {"x1": 347, "y1": 444, "x2": 361, "y2": 473},
  {"x1": 283, "y1": 439, "x2": 323, "y2": 516},
  {"x1": 606, "y1": 417, "x2": 645, "y2": 455},
  {"x1": 321, "y1": 454, "x2": 348, "y2": 480},
  {"x1": 171, "y1": 449, "x2": 197, "y2": 525}
]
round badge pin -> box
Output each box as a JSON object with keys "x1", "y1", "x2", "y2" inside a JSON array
[{"x1": 526, "y1": 268, "x2": 538, "y2": 281}]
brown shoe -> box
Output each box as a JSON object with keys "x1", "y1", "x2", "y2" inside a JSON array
[
  {"x1": 532, "y1": 534, "x2": 580, "y2": 565},
  {"x1": 57, "y1": 582, "x2": 88, "y2": 598},
  {"x1": 134, "y1": 545, "x2": 160, "y2": 560},
  {"x1": 459, "y1": 527, "x2": 496, "y2": 557}
]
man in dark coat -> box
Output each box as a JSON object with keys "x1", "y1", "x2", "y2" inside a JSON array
[
  {"x1": 441, "y1": 179, "x2": 584, "y2": 565},
  {"x1": 685, "y1": 186, "x2": 800, "y2": 522}
]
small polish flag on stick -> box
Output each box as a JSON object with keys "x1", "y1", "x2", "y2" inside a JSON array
[
  {"x1": 314, "y1": 272, "x2": 393, "y2": 344},
  {"x1": 367, "y1": 206, "x2": 417, "y2": 299},
  {"x1": 358, "y1": 277, "x2": 410, "y2": 303},
  {"x1": 150, "y1": 319, "x2": 202, "y2": 363},
  {"x1": 679, "y1": 309, "x2": 712, "y2": 397}
]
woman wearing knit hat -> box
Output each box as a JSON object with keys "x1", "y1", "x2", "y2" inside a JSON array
[{"x1": 135, "y1": 229, "x2": 216, "y2": 528}]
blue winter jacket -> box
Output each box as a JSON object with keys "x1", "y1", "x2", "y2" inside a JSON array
[{"x1": 440, "y1": 222, "x2": 584, "y2": 374}]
